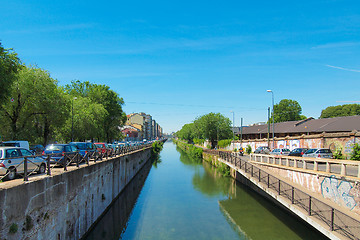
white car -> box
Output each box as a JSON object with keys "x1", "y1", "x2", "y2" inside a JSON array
[
  {"x1": 0, "y1": 146, "x2": 47, "y2": 180},
  {"x1": 270, "y1": 148, "x2": 291, "y2": 156},
  {"x1": 303, "y1": 148, "x2": 333, "y2": 159}
]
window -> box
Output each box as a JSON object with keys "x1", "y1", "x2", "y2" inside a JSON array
[
  {"x1": 20, "y1": 149, "x2": 33, "y2": 156},
  {"x1": 6, "y1": 149, "x2": 19, "y2": 158}
]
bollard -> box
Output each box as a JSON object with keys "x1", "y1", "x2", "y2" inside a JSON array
[{"x1": 24, "y1": 157, "x2": 28, "y2": 181}]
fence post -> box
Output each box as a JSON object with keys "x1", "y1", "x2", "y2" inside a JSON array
[
  {"x1": 24, "y1": 157, "x2": 28, "y2": 181},
  {"x1": 341, "y1": 163, "x2": 346, "y2": 176},
  {"x1": 251, "y1": 165, "x2": 253, "y2": 177},
  {"x1": 76, "y1": 154, "x2": 79, "y2": 168},
  {"x1": 259, "y1": 169, "x2": 261, "y2": 182},
  {"x1": 291, "y1": 187, "x2": 294, "y2": 204},
  {"x1": 278, "y1": 179, "x2": 281, "y2": 195},
  {"x1": 330, "y1": 208, "x2": 334, "y2": 231},
  {"x1": 63, "y1": 156, "x2": 67, "y2": 171},
  {"x1": 267, "y1": 174, "x2": 270, "y2": 188},
  {"x1": 47, "y1": 156, "x2": 51, "y2": 175},
  {"x1": 308, "y1": 196, "x2": 312, "y2": 215}
]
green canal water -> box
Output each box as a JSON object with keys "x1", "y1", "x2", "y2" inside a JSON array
[{"x1": 85, "y1": 140, "x2": 327, "y2": 240}]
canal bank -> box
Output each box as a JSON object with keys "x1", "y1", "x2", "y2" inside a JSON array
[
  {"x1": 88, "y1": 140, "x2": 326, "y2": 240},
  {"x1": 0, "y1": 146, "x2": 153, "y2": 240}
]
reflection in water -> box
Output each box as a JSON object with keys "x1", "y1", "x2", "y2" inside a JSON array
[
  {"x1": 83, "y1": 159, "x2": 152, "y2": 240},
  {"x1": 86, "y1": 142, "x2": 327, "y2": 240},
  {"x1": 194, "y1": 151, "x2": 327, "y2": 240}
]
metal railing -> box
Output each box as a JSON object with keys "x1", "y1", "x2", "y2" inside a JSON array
[
  {"x1": 216, "y1": 151, "x2": 360, "y2": 240},
  {"x1": 250, "y1": 154, "x2": 360, "y2": 178},
  {"x1": 0, "y1": 143, "x2": 154, "y2": 182}
]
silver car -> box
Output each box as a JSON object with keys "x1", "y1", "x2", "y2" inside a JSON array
[
  {"x1": 303, "y1": 148, "x2": 333, "y2": 159},
  {"x1": 270, "y1": 148, "x2": 290, "y2": 156},
  {"x1": 0, "y1": 146, "x2": 47, "y2": 180}
]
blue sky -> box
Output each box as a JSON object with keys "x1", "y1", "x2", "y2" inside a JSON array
[{"x1": 1, "y1": 0, "x2": 360, "y2": 133}]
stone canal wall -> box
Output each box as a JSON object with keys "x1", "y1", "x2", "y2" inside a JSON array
[{"x1": 0, "y1": 148, "x2": 152, "y2": 240}]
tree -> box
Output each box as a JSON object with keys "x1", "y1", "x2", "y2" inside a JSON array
[
  {"x1": 271, "y1": 99, "x2": 306, "y2": 123},
  {"x1": 176, "y1": 123, "x2": 197, "y2": 143},
  {"x1": 193, "y1": 113, "x2": 232, "y2": 148},
  {"x1": 65, "y1": 80, "x2": 126, "y2": 142},
  {"x1": 0, "y1": 66, "x2": 68, "y2": 144},
  {"x1": 320, "y1": 104, "x2": 360, "y2": 119},
  {"x1": 0, "y1": 42, "x2": 21, "y2": 102}
]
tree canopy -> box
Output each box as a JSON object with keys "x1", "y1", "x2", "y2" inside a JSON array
[
  {"x1": 271, "y1": 99, "x2": 306, "y2": 123},
  {"x1": 0, "y1": 42, "x2": 21, "y2": 102},
  {"x1": 0, "y1": 42, "x2": 126, "y2": 145},
  {"x1": 176, "y1": 113, "x2": 232, "y2": 148},
  {"x1": 320, "y1": 104, "x2": 360, "y2": 119}
]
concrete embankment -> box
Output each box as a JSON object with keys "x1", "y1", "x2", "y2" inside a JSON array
[{"x1": 0, "y1": 147, "x2": 152, "y2": 240}]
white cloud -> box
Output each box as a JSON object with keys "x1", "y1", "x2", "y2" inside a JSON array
[{"x1": 325, "y1": 64, "x2": 360, "y2": 73}]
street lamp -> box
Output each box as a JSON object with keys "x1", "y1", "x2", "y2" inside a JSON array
[
  {"x1": 230, "y1": 111, "x2": 235, "y2": 149},
  {"x1": 71, "y1": 97, "x2": 77, "y2": 142},
  {"x1": 267, "y1": 90, "x2": 275, "y2": 149}
]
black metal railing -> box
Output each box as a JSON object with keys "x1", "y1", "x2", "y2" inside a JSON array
[
  {"x1": 0, "y1": 143, "x2": 155, "y2": 182},
  {"x1": 215, "y1": 151, "x2": 360, "y2": 240}
]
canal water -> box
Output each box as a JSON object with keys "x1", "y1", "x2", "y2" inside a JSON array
[{"x1": 85, "y1": 140, "x2": 327, "y2": 240}]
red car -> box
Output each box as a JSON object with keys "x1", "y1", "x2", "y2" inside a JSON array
[{"x1": 94, "y1": 143, "x2": 108, "y2": 154}]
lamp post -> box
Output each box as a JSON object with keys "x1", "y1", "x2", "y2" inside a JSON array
[
  {"x1": 71, "y1": 97, "x2": 77, "y2": 142},
  {"x1": 230, "y1": 111, "x2": 235, "y2": 149},
  {"x1": 267, "y1": 90, "x2": 275, "y2": 149}
]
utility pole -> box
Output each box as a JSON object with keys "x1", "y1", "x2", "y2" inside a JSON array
[
  {"x1": 240, "y1": 117, "x2": 243, "y2": 147},
  {"x1": 267, "y1": 107, "x2": 270, "y2": 147}
]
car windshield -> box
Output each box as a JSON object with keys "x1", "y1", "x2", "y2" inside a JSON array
[
  {"x1": 95, "y1": 144, "x2": 103, "y2": 148},
  {"x1": 45, "y1": 145, "x2": 63, "y2": 151},
  {"x1": 283, "y1": 149, "x2": 290, "y2": 152},
  {"x1": 72, "y1": 143, "x2": 87, "y2": 150},
  {"x1": 305, "y1": 149, "x2": 317, "y2": 154}
]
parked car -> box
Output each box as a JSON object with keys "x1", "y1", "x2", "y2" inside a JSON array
[
  {"x1": 94, "y1": 143, "x2": 111, "y2": 155},
  {"x1": 0, "y1": 146, "x2": 47, "y2": 180},
  {"x1": 303, "y1": 148, "x2": 333, "y2": 159},
  {"x1": 270, "y1": 148, "x2": 291, "y2": 156},
  {"x1": 254, "y1": 146, "x2": 270, "y2": 154},
  {"x1": 3, "y1": 141, "x2": 30, "y2": 150},
  {"x1": 69, "y1": 142, "x2": 97, "y2": 160},
  {"x1": 288, "y1": 148, "x2": 309, "y2": 157},
  {"x1": 43, "y1": 144, "x2": 79, "y2": 166},
  {"x1": 30, "y1": 144, "x2": 44, "y2": 155}
]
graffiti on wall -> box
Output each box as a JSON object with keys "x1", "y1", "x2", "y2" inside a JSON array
[
  {"x1": 321, "y1": 176, "x2": 357, "y2": 210},
  {"x1": 286, "y1": 171, "x2": 321, "y2": 192},
  {"x1": 345, "y1": 138, "x2": 360, "y2": 154},
  {"x1": 276, "y1": 140, "x2": 300, "y2": 151},
  {"x1": 304, "y1": 139, "x2": 322, "y2": 149}
]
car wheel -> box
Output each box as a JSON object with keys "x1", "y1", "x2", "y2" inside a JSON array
[
  {"x1": 38, "y1": 163, "x2": 46, "y2": 174},
  {"x1": 6, "y1": 168, "x2": 16, "y2": 180}
]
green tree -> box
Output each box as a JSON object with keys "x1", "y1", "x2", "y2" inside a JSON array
[
  {"x1": 176, "y1": 123, "x2": 197, "y2": 143},
  {"x1": 0, "y1": 66, "x2": 68, "y2": 144},
  {"x1": 271, "y1": 99, "x2": 306, "y2": 123},
  {"x1": 0, "y1": 42, "x2": 21, "y2": 102},
  {"x1": 320, "y1": 104, "x2": 360, "y2": 119},
  {"x1": 65, "y1": 80, "x2": 126, "y2": 142},
  {"x1": 193, "y1": 113, "x2": 232, "y2": 148}
]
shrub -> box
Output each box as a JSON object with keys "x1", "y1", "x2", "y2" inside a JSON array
[
  {"x1": 350, "y1": 143, "x2": 360, "y2": 160},
  {"x1": 193, "y1": 138, "x2": 205, "y2": 145},
  {"x1": 333, "y1": 148, "x2": 344, "y2": 160},
  {"x1": 246, "y1": 145, "x2": 252, "y2": 154},
  {"x1": 152, "y1": 141, "x2": 164, "y2": 155},
  {"x1": 218, "y1": 139, "x2": 232, "y2": 148}
]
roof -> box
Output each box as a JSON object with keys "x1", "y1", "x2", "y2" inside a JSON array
[{"x1": 238, "y1": 115, "x2": 360, "y2": 135}]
